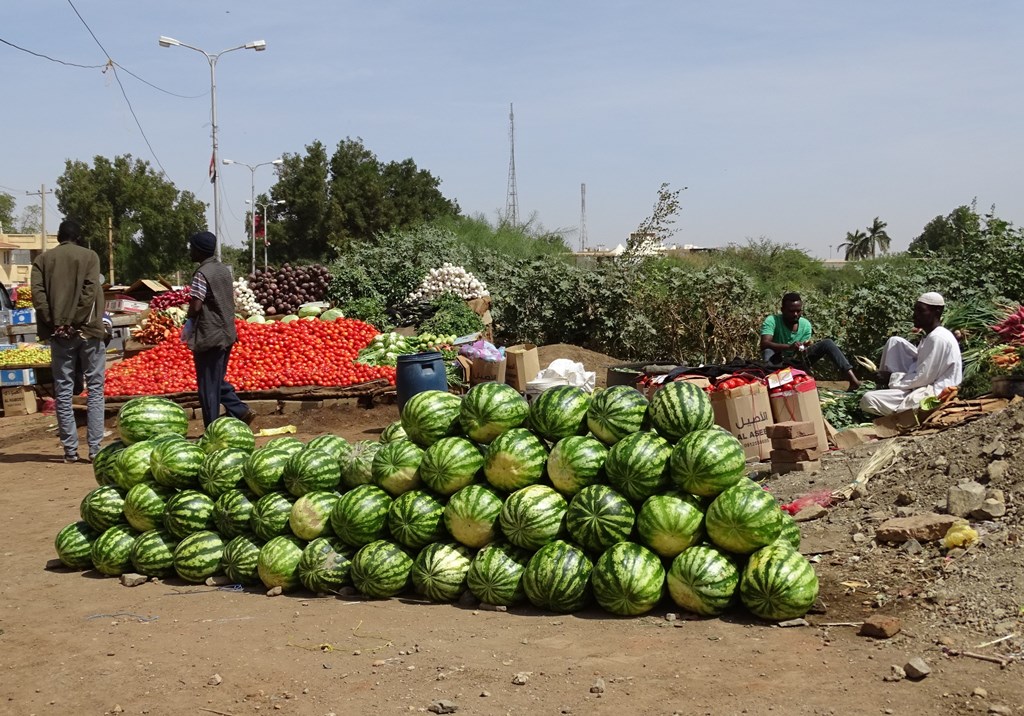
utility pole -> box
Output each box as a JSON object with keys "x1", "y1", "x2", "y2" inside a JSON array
[
  {"x1": 504, "y1": 103, "x2": 519, "y2": 228},
  {"x1": 108, "y1": 216, "x2": 115, "y2": 285},
  {"x1": 26, "y1": 184, "x2": 54, "y2": 250},
  {"x1": 579, "y1": 183, "x2": 587, "y2": 252}
]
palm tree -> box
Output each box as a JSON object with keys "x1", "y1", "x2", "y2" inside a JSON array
[
  {"x1": 839, "y1": 229, "x2": 870, "y2": 260},
  {"x1": 865, "y1": 217, "x2": 891, "y2": 258}
]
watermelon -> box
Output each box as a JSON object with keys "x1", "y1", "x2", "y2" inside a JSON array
[
  {"x1": 349, "y1": 540, "x2": 414, "y2": 598},
  {"x1": 111, "y1": 439, "x2": 157, "y2": 490},
  {"x1": 163, "y1": 489, "x2": 216, "y2": 539},
  {"x1": 565, "y1": 485, "x2": 636, "y2": 554},
  {"x1": 591, "y1": 542, "x2": 666, "y2": 616},
  {"x1": 151, "y1": 439, "x2": 206, "y2": 489},
  {"x1": 198, "y1": 447, "x2": 249, "y2": 498},
  {"x1": 243, "y1": 447, "x2": 291, "y2": 496},
  {"x1": 401, "y1": 390, "x2": 463, "y2": 447},
  {"x1": 123, "y1": 482, "x2": 177, "y2": 532},
  {"x1": 265, "y1": 436, "x2": 304, "y2": 456},
  {"x1": 459, "y1": 382, "x2": 529, "y2": 444},
  {"x1": 705, "y1": 484, "x2": 783, "y2": 554},
  {"x1": 776, "y1": 511, "x2": 801, "y2": 550},
  {"x1": 586, "y1": 385, "x2": 649, "y2": 445},
  {"x1": 666, "y1": 545, "x2": 740, "y2": 616},
  {"x1": 283, "y1": 448, "x2": 341, "y2": 497},
  {"x1": 636, "y1": 491, "x2": 705, "y2": 559},
  {"x1": 527, "y1": 385, "x2": 591, "y2": 443},
  {"x1": 387, "y1": 490, "x2": 447, "y2": 550},
  {"x1": 129, "y1": 528, "x2": 178, "y2": 577},
  {"x1": 92, "y1": 440, "x2": 125, "y2": 486},
  {"x1": 117, "y1": 397, "x2": 188, "y2": 445},
  {"x1": 250, "y1": 491, "x2": 296, "y2": 542},
  {"x1": 222, "y1": 534, "x2": 264, "y2": 584},
  {"x1": 444, "y1": 484, "x2": 504, "y2": 549},
  {"x1": 648, "y1": 381, "x2": 714, "y2": 442},
  {"x1": 499, "y1": 485, "x2": 567, "y2": 551},
  {"x1": 419, "y1": 437, "x2": 484, "y2": 496},
  {"x1": 289, "y1": 491, "x2": 340, "y2": 541},
  {"x1": 546, "y1": 436, "x2": 608, "y2": 497},
  {"x1": 379, "y1": 421, "x2": 408, "y2": 444},
  {"x1": 411, "y1": 541, "x2": 473, "y2": 602},
  {"x1": 603, "y1": 431, "x2": 672, "y2": 503},
  {"x1": 198, "y1": 416, "x2": 255, "y2": 454},
  {"x1": 173, "y1": 530, "x2": 225, "y2": 583},
  {"x1": 482, "y1": 428, "x2": 548, "y2": 492},
  {"x1": 340, "y1": 440, "x2": 381, "y2": 489},
  {"x1": 297, "y1": 537, "x2": 353, "y2": 593},
  {"x1": 466, "y1": 541, "x2": 531, "y2": 606},
  {"x1": 257, "y1": 535, "x2": 306, "y2": 591},
  {"x1": 740, "y1": 544, "x2": 819, "y2": 621},
  {"x1": 80, "y1": 485, "x2": 127, "y2": 532},
  {"x1": 330, "y1": 485, "x2": 393, "y2": 547},
  {"x1": 54, "y1": 521, "x2": 99, "y2": 569},
  {"x1": 669, "y1": 429, "x2": 747, "y2": 497},
  {"x1": 306, "y1": 434, "x2": 353, "y2": 462},
  {"x1": 90, "y1": 524, "x2": 138, "y2": 576},
  {"x1": 521, "y1": 540, "x2": 593, "y2": 613},
  {"x1": 212, "y1": 488, "x2": 257, "y2": 538},
  {"x1": 371, "y1": 439, "x2": 424, "y2": 496}
]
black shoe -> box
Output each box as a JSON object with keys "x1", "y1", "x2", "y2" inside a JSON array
[{"x1": 240, "y1": 410, "x2": 257, "y2": 426}]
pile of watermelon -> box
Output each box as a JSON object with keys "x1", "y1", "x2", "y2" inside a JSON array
[{"x1": 54, "y1": 383, "x2": 819, "y2": 621}]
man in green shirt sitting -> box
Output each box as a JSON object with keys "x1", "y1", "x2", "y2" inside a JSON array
[{"x1": 761, "y1": 292, "x2": 861, "y2": 391}]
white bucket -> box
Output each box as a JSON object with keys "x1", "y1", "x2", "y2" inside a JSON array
[{"x1": 524, "y1": 378, "x2": 566, "y2": 405}]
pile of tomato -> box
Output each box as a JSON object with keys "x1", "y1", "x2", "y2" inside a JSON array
[
  {"x1": 105, "y1": 317, "x2": 397, "y2": 397},
  {"x1": 714, "y1": 374, "x2": 764, "y2": 392}
]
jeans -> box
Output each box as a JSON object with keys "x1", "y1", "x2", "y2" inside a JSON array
[
  {"x1": 763, "y1": 338, "x2": 854, "y2": 373},
  {"x1": 193, "y1": 346, "x2": 249, "y2": 427},
  {"x1": 50, "y1": 334, "x2": 106, "y2": 458}
]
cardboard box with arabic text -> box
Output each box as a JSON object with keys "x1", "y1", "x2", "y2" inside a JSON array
[{"x1": 710, "y1": 381, "x2": 774, "y2": 461}]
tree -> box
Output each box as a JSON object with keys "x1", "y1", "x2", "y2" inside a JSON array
[
  {"x1": 623, "y1": 182, "x2": 686, "y2": 259},
  {"x1": 0, "y1": 192, "x2": 16, "y2": 233},
  {"x1": 839, "y1": 229, "x2": 870, "y2": 260},
  {"x1": 908, "y1": 202, "x2": 983, "y2": 255},
  {"x1": 865, "y1": 217, "x2": 891, "y2": 257}
]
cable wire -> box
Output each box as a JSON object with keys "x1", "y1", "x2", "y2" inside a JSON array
[{"x1": 0, "y1": 37, "x2": 107, "y2": 68}]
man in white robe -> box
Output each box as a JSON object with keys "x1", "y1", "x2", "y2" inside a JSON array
[{"x1": 860, "y1": 292, "x2": 963, "y2": 416}]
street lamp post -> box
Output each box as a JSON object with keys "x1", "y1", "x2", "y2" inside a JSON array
[
  {"x1": 248, "y1": 199, "x2": 286, "y2": 271},
  {"x1": 158, "y1": 35, "x2": 267, "y2": 261},
  {"x1": 222, "y1": 158, "x2": 282, "y2": 276}
]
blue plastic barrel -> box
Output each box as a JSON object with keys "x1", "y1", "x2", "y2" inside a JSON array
[{"x1": 395, "y1": 351, "x2": 448, "y2": 411}]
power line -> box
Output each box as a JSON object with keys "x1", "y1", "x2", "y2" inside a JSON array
[{"x1": 0, "y1": 36, "x2": 106, "y2": 68}]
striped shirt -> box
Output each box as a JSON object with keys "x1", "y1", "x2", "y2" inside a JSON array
[{"x1": 190, "y1": 271, "x2": 208, "y2": 302}]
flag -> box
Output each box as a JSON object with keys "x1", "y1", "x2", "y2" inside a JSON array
[
  {"x1": 209, "y1": 152, "x2": 216, "y2": 184},
  {"x1": 254, "y1": 213, "x2": 265, "y2": 239}
]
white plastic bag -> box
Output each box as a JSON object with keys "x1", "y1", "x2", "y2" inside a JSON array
[{"x1": 536, "y1": 359, "x2": 596, "y2": 393}]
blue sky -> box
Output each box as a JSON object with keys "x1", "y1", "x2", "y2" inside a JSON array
[{"x1": 2, "y1": 2, "x2": 1022, "y2": 258}]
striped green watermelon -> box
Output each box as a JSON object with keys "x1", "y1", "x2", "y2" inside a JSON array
[
  {"x1": 91, "y1": 524, "x2": 138, "y2": 576},
  {"x1": 603, "y1": 431, "x2": 672, "y2": 503},
  {"x1": 306, "y1": 434, "x2": 353, "y2": 462},
  {"x1": 349, "y1": 539, "x2": 414, "y2": 598},
  {"x1": 283, "y1": 448, "x2": 341, "y2": 497},
  {"x1": 243, "y1": 447, "x2": 291, "y2": 496},
  {"x1": 521, "y1": 540, "x2": 593, "y2": 613},
  {"x1": 411, "y1": 541, "x2": 473, "y2": 602},
  {"x1": 565, "y1": 485, "x2": 636, "y2": 554},
  {"x1": 591, "y1": 542, "x2": 666, "y2": 616},
  {"x1": 483, "y1": 428, "x2": 548, "y2": 492},
  {"x1": 212, "y1": 489, "x2": 257, "y2": 538},
  {"x1": 740, "y1": 544, "x2": 819, "y2": 621},
  {"x1": 459, "y1": 382, "x2": 529, "y2": 444},
  {"x1": 340, "y1": 440, "x2": 381, "y2": 489},
  {"x1": 54, "y1": 521, "x2": 99, "y2": 569},
  {"x1": 637, "y1": 491, "x2": 705, "y2": 559},
  {"x1": 111, "y1": 440, "x2": 157, "y2": 490},
  {"x1": 173, "y1": 530, "x2": 225, "y2": 583},
  {"x1": 528, "y1": 385, "x2": 591, "y2": 443},
  {"x1": 151, "y1": 439, "x2": 206, "y2": 489},
  {"x1": 401, "y1": 390, "x2": 463, "y2": 448},
  {"x1": 265, "y1": 436, "x2": 304, "y2": 455},
  {"x1": 330, "y1": 484, "x2": 392, "y2": 547},
  {"x1": 586, "y1": 385, "x2": 649, "y2": 446},
  {"x1": 92, "y1": 440, "x2": 125, "y2": 486},
  {"x1": 297, "y1": 537, "x2": 353, "y2": 593},
  {"x1": 648, "y1": 381, "x2": 714, "y2": 442},
  {"x1": 444, "y1": 484, "x2": 504, "y2": 549},
  {"x1": 117, "y1": 397, "x2": 188, "y2": 445},
  {"x1": 257, "y1": 535, "x2": 306, "y2": 591},
  {"x1": 705, "y1": 484, "x2": 783, "y2": 554},
  {"x1": 499, "y1": 485, "x2": 567, "y2": 551},
  {"x1": 669, "y1": 429, "x2": 746, "y2": 497},
  {"x1": 666, "y1": 545, "x2": 740, "y2": 616},
  {"x1": 250, "y1": 491, "x2": 296, "y2": 542},
  {"x1": 289, "y1": 491, "x2": 339, "y2": 541},
  {"x1": 80, "y1": 485, "x2": 127, "y2": 532},
  {"x1": 222, "y1": 534, "x2": 263, "y2": 584},
  {"x1": 776, "y1": 511, "x2": 801, "y2": 550},
  {"x1": 129, "y1": 528, "x2": 178, "y2": 577},
  {"x1": 163, "y1": 489, "x2": 216, "y2": 539},
  {"x1": 198, "y1": 416, "x2": 255, "y2": 454},
  {"x1": 371, "y1": 439, "x2": 424, "y2": 496},
  {"x1": 123, "y1": 482, "x2": 177, "y2": 532},
  {"x1": 547, "y1": 436, "x2": 608, "y2": 497},
  {"x1": 387, "y1": 490, "x2": 447, "y2": 550},
  {"x1": 198, "y1": 447, "x2": 249, "y2": 498},
  {"x1": 419, "y1": 437, "x2": 484, "y2": 496},
  {"x1": 466, "y1": 541, "x2": 531, "y2": 606},
  {"x1": 379, "y1": 421, "x2": 408, "y2": 443}
]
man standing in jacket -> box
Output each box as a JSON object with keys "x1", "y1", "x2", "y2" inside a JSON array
[
  {"x1": 31, "y1": 219, "x2": 106, "y2": 463},
  {"x1": 184, "y1": 231, "x2": 254, "y2": 427}
]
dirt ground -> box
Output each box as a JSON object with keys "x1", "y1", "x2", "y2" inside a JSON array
[{"x1": 2, "y1": 392, "x2": 1023, "y2": 715}]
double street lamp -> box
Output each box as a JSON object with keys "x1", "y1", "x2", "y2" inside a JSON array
[
  {"x1": 247, "y1": 199, "x2": 286, "y2": 271},
  {"x1": 222, "y1": 158, "x2": 283, "y2": 276},
  {"x1": 158, "y1": 35, "x2": 267, "y2": 261}
]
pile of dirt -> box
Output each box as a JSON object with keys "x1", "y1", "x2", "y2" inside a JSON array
[{"x1": 537, "y1": 343, "x2": 626, "y2": 389}]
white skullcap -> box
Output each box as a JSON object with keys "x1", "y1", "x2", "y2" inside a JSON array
[{"x1": 917, "y1": 292, "x2": 945, "y2": 307}]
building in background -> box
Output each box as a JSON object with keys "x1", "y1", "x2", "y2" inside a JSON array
[{"x1": 0, "y1": 232, "x2": 58, "y2": 285}]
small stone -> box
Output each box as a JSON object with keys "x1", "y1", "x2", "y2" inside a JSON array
[
  {"x1": 371, "y1": 659, "x2": 386, "y2": 667},
  {"x1": 859, "y1": 615, "x2": 901, "y2": 639},
  {"x1": 266, "y1": 586, "x2": 283, "y2": 597},
  {"x1": 972, "y1": 687, "x2": 988, "y2": 699},
  {"x1": 903, "y1": 657, "x2": 931, "y2": 680},
  {"x1": 590, "y1": 677, "x2": 606, "y2": 694},
  {"x1": 947, "y1": 482, "x2": 986, "y2": 517},
  {"x1": 876, "y1": 514, "x2": 961, "y2": 543},
  {"x1": 665, "y1": 613, "x2": 678, "y2": 622},
  {"x1": 982, "y1": 440, "x2": 1006, "y2": 457},
  {"x1": 322, "y1": 663, "x2": 332, "y2": 669},
  {"x1": 205, "y1": 575, "x2": 234, "y2": 586},
  {"x1": 972, "y1": 498, "x2": 1006, "y2": 520},
  {"x1": 936, "y1": 635, "x2": 956, "y2": 647},
  {"x1": 899, "y1": 538, "x2": 923, "y2": 554},
  {"x1": 427, "y1": 700, "x2": 458, "y2": 714},
  {"x1": 777, "y1": 618, "x2": 809, "y2": 628},
  {"x1": 512, "y1": 672, "x2": 530, "y2": 686},
  {"x1": 895, "y1": 506, "x2": 916, "y2": 518},
  {"x1": 882, "y1": 665, "x2": 906, "y2": 682},
  {"x1": 208, "y1": 674, "x2": 222, "y2": 686},
  {"x1": 352, "y1": 650, "x2": 361, "y2": 656},
  {"x1": 479, "y1": 691, "x2": 490, "y2": 698},
  {"x1": 895, "y1": 491, "x2": 916, "y2": 506},
  {"x1": 112, "y1": 706, "x2": 124, "y2": 714},
  {"x1": 479, "y1": 603, "x2": 507, "y2": 612},
  {"x1": 119, "y1": 573, "x2": 147, "y2": 587},
  {"x1": 985, "y1": 460, "x2": 1009, "y2": 482},
  {"x1": 852, "y1": 533, "x2": 868, "y2": 544},
  {"x1": 794, "y1": 504, "x2": 828, "y2": 522},
  {"x1": 989, "y1": 705, "x2": 1013, "y2": 716}
]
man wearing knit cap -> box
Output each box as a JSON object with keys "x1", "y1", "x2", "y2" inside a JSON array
[
  {"x1": 860, "y1": 291, "x2": 962, "y2": 416},
  {"x1": 184, "y1": 231, "x2": 255, "y2": 427}
]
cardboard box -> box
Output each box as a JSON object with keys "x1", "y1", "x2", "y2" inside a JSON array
[
  {"x1": 2, "y1": 386, "x2": 37, "y2": 416},
  {"x1": 710, "y1": 382, "x2": 774, "y2": 461},
  {"x1": 471, "y1": 357, "x2": 505, "y2": 386},
  {"x1": 11, "y1": 308, "x2": 36, "y2": 325},
  {"x1": 105, "y1": 299, "x2": 149, "y2": 314},
  {"x1": 1, "y1": 368, "x2": 37, "y2": 386},
  {"x1": 499, "y1": 343, "x2": 540, "y2": 392},
  {"x1": 769, "y1": 381, "x2": 828, "y2": 455}
]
